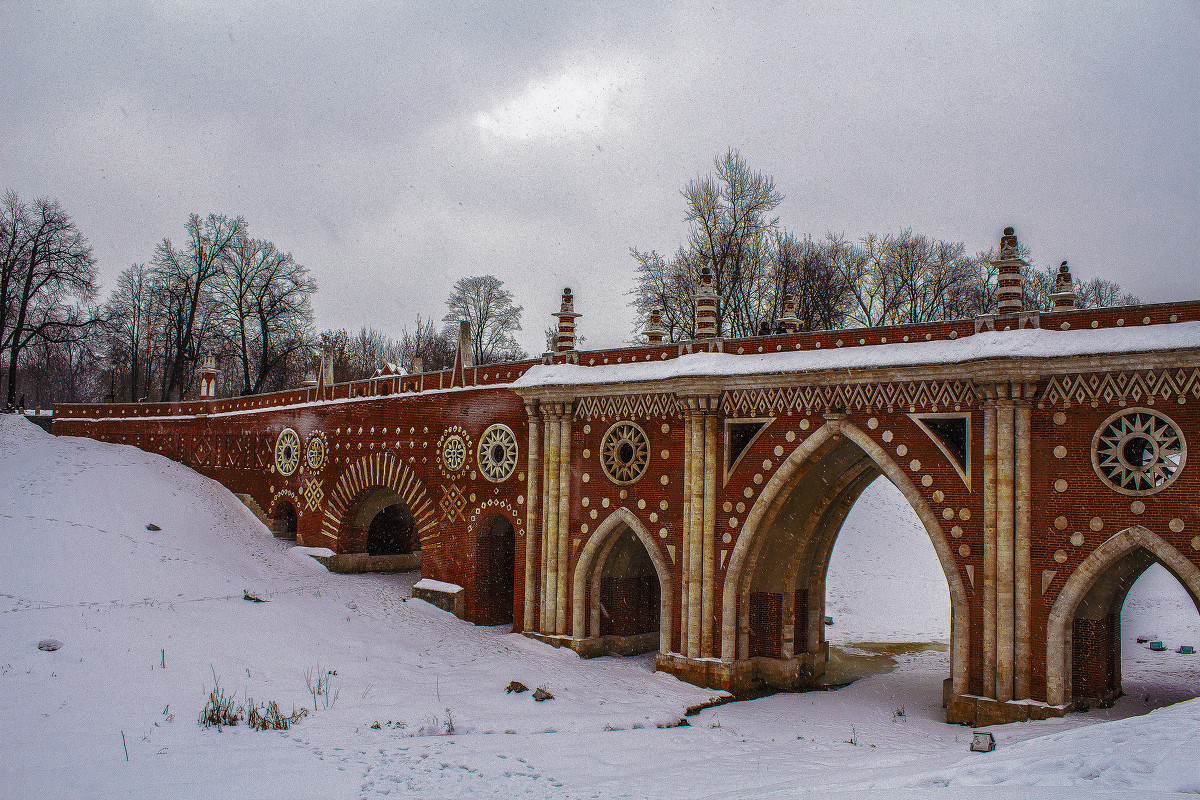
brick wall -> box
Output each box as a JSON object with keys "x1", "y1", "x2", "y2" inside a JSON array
[
  {"x1": 749, "y1": 591, "x2": 782, "y2": 658},
  {"x1": 1072, "y1": 614, "x2": 1119, "y2": 702}
]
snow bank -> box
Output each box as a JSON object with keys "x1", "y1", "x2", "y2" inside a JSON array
[{"x1": 2, "y1": 414, "x2": 1197, "y2": 799}]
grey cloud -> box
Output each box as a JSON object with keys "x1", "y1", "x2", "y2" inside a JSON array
[{"x1": 1, "y1": 1, "x2": 1195, "y2": 355}]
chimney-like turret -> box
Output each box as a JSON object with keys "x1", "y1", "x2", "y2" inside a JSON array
[
  {"x1": 1049, "y1": 260, "x2": 1078, "y2": 311},
  {"x1": 321, "y1": 346, "x2": 334, "y2": 387},
  {"x1": 197, "y1": 353, "x2": 218, "y2": 399},
  {"x1": 778, "y1": 295, "x2": 800, "y2": 333},
  {"x1": 457, "y1": 319, "x2": 474, "y2": 368},
  {"x1": 553, "y1": 287, "x2": 581, "y2": 352},
  {"x1": 694, "y1": 267, "x2": 718, "y2": 339},
  {"x1": 994, "y1": 226, "x2": 1026, "y2": 316},
  {"x1": 645, "y1": 309, "x2": 667, "y2": 345}
]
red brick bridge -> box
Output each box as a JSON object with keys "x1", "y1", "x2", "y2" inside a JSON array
[{"x1": 54, "y1": 233, "x2": 1200, "y2": 725}]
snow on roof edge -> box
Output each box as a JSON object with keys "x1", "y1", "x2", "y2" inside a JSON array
[{"x1": 512, "y1": 321, "x2": 1200, "y2": 389}]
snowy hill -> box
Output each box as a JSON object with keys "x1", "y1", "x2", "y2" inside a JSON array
[{"x1": 1, "y1": 415, "x2": 1197, "y2": 798}]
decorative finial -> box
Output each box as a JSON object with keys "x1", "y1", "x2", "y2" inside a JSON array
[
  {"x1": 693, "y1": 268, "x2": 718, "y2": 340},
  {"x1": 645, "y1": 309, "x2": 667, "y2": 345},
  {"x1": 1050, "y1": 259, "x2": 1078, "y2": 311},
  {"x1": 994, "y1": 226, "x2": 1026, "y2": 316},
  {"x1": 553, "y1": 287, "x2": 580, "y2": 352}
]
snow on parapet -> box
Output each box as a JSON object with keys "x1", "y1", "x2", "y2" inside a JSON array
[
  {"x1": 513, "y1": 321, "x2": 1200, "y2": 389},
  {"x1": 413, "y1": 578, "x2": 465, "y2": 594}
]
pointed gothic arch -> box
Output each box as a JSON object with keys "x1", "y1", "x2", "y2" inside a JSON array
[
  {"x1": 572, "y1": 506, "x2": 674, "y2": 655},
  {"x1": 1045, "y1": 525, "x2": 1200, "y2": 707},
  {"x1": 720, "y1": 418, "x2": 971, "y2": 694}
]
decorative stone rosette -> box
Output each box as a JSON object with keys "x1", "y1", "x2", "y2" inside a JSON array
[
  {"x1": 437, "y1": 426, "x2": 471, "y2": 479},
  {"x1": 304, "y1": 430, "x2": 328, "y2": 473},
  {"x1": 600, "y1": 420, "x2": 650, "y2": 484},
  {"x1": 274, "y1": 428, "x2": 301, "y2": 476},
  {"x1": 1091, "y1": 408, "x2": 1186, "y2": 496},
  {"x1": 477, "y1": 424, "x2": 518, "y2": 482}
]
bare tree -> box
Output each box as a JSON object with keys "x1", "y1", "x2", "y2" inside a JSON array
[
  {"x1": 771, "y1": 233, "x2": 852, "y2": 331},
  {"x1": 1078, "y1": 276, "x2": 1138, "y2": 309},
  {"x1": 217, "y1": 236, "x2": 316, "y2": 393},
  {"x1": 346, "y1": 326, "x2": 388, "y2": 378},
  {"x1": 318, "y1": 327, "x2": 407, "y2": 382},
  {"x1": 152, "y1": 213, "x2": 244, "y2": 400},
  {"x1": 103, "y1": 263, "x2": 157, "y2": 401},
  {"x1": 401, "y1": 314, "x2": 455, "y2": 371},
  {"x1": 878, "y1": 230, "x2": 976, "y2": 324},
  {"x1": 0, "y1": 194, "x2": 98, "y2": 408},
  {"x1": 0, "y1": 191, "x2": 26, "y2": 356},
  {"x1": 18, "y1": 320, "x2": 104, "y2": 406},
  {"x1": 442, "y1": 275, "x2": 525, "y2": 364},
  {"x1": 632, "y1": 149, "x2": 782, "y2": 340},
  {"x1": 942, "y1": 250, "x2": 998, "y2": 319},
  {"x1": 1023, "y1": 263, "x2": 1138, "y2": 312},
  {"x1": 630, "y1": 247, "x2": 698, "y2": 341}
]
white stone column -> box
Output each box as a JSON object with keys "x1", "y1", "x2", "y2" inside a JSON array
[
  {"x1": 687, "y1": 400, "x2": 704, "y2": 658},
  {"x1": 543, "y1": 404, "x2": 561, "y2": 634},
  {"x1": 555, "y1": 404, "x2": 573, "y2": 635},
  {"x1": 679, "y1": 410, "x2": 692, "y2": 655},
  {"x1": 996, "y1": 385, "x2": 1016, "y2": 702},
  {"x1": 982, "y1": 385, "x2": 998, "y2": 699},
  {"x1": 1014, "y1": 383, "x2": 1034, "y2": 699},
  {"x1": 523, "y1": 401, "x2": 541, "y2": 631},
  {"x1": 701, "y1": 399, "x2": 718, "y2": 658}
]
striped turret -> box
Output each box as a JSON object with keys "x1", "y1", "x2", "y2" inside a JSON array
[
  {"x1": 694, "y1": 267, "x2": 718, "y2": 339},
  {"x1": 994, "y1": 226, "x2": 1026, "y2": 316},
  {"x1": 554, "y1": 287, "x2": 581, "y2": 352}
]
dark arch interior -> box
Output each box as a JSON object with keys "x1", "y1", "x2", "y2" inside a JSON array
[
  {"x1": 271, "y1": 501, "x2": 297, "y2": 539},
  {"x1": 598, "y1": 528, "x2": 660, "y2": 650},
  {"x1": 475, "y1": 515, "x2": 515, "y2": 625},
  {"x1": 366, "y1": 502, "x2": 416, "y2": 555}
]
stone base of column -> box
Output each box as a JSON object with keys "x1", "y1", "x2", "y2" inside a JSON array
[
  {"x1": 522, "y1": 631, "x2": 662, "y2": 658},
  {"x1": 945, "y1": 692, "x2": 1067, "y2": 726},
  {"x1": 654, "y1": 650, "x2": 830, "y2": 693},
  {"x1": 655, "y1": 652, "x2": 751, "y2": 691}
]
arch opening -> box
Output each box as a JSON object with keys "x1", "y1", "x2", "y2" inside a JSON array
[
  {"x1": 475, "y1": 515, "x2": 516, "y2": 626},
  {"x1": 1047, "y1": 526, "x2": 1200, "y2": 710},
  {"x1": 820, "y1": 475, "x2": 953, "y2": 687},
  {"x1": 597, "y1": 528, "x2": 661, "y2": 648},
  {"x1": 724, "y1": 420, "x2": 968, "y2": 696},
  {"x1": 572, "y1": 508, "x2": 673, "y2": 658},
  {"x1": 271, "y1": 501, "x2": 297, "y2": 540},
  {"x1": 337, "y1": 486, "x2": 417, "y2": 555},
  {"x1": 1120, "y1": 564, "x2": 1200, "y2": 709},
  {"x1": 367, "y1": 502, "x2": 417, "y2": 556}
]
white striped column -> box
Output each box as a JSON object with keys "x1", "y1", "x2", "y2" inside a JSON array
[{"x1": 523, "y1": 400, "x2": 541, "y2": 632}]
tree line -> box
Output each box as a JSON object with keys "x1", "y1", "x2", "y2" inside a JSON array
[
  {"x1": 630, "y1": 150, "x2": 1137, "y2": 341},
  {"x1": 2, "y1": 191, "x2": 528, "y2": 407},
  {"x1": 4, "y1": 157, "x2": 1138, "y2": 407}
]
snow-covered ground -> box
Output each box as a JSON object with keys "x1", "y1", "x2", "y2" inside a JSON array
[{"x1": 1, "y1": 415, "x2": 1197, "y2": 799}]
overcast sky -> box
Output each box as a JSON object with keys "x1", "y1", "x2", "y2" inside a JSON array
[{"x1": 3, "y1": 1, "x2": 1197, "y2": 353}]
